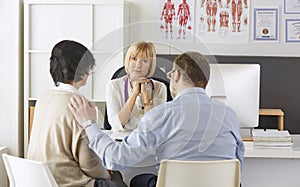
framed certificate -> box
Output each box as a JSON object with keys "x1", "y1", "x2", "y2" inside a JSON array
[
  {"x1": 285, "y1": 19, "x2": 300, "y2": 42},
  {"x1": 284, "y1": 0, "x2": 300, "y2": 14},
  {"x1": 254, "y1": 8, "x2": 279, "y2": 41}
]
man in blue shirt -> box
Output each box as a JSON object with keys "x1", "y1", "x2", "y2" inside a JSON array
[{"x1": 69, "y1": 51, "x2": 244, "y2": 187}]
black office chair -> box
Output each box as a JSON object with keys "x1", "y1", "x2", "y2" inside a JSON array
[{"x1": 103, "y1": 66, "x2": 172, "y2": 130}]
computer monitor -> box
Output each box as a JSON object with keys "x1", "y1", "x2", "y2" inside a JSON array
[{"x1": 205, "y1": 64, "x2": 260, "y2": 128}]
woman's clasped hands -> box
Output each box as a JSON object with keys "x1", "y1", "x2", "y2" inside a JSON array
[{"x1": 130, "y1": 77, "x2": 152, "y2": 104}]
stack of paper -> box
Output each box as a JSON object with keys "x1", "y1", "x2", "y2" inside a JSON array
[{"x1": 252, "y1": 129, "x2": 293, "y2": 148}]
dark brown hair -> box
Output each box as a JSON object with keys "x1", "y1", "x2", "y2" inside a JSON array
[
  {"x1": 50, "y1": 40, "x2": 95, "y2": 86},
  {"x1": 173, "y1": 52, "x2": 210, "y2": 88}
]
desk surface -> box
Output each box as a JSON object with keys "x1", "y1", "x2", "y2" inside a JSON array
[
  {"x1": 244, "y1": 135, "x2": 300, "y2": 159},
  {"x1": 103, "y1": 130, "x2": 300, "y2": 159}
]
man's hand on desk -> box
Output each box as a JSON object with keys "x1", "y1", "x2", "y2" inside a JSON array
[{"x1": 68, "y1": 94, "x2": 97, "y2": 128}]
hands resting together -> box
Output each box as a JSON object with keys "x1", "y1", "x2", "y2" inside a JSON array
[{"x1": 131, "y1": 77, "x2": 152, "y2": 103}]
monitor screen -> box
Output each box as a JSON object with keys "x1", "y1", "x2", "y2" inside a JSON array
[{"x1": 205, "y1": 64, "x2": 260, "y2": 128}]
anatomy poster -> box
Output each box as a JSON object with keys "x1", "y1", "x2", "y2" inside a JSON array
[
  {"x1": 159, "y1": 0, "x2": 195, "y2": 42},
  {"x1": 196, "y1": 0, "x2": 250, "y2": 44}
]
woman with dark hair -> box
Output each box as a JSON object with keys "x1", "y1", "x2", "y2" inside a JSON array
[
  {"x1": 49, "y1": 40, "x2": 95, "y2": 88},
  {"x1": 27, "y1": 40, "x2": 126, "y2": 187}
]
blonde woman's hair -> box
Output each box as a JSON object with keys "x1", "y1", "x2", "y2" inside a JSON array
[{"x1": 124, "y1": 41, "x2": 157, "y2": 77}]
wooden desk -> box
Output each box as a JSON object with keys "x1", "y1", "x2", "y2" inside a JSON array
[{"x1": 259, "y1": 108, "x2": 284, "y2": 131}]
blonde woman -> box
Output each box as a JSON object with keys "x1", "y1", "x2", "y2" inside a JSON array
[{"x1": 106, "y1": 41, "x2": 167, "y2": 132}]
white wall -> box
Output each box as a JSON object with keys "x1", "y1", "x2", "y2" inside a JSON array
[
  {"x1": 127, "y1": 0, "x2": 300, "y2": 57},
  {"x1": 0, "y1": 0, "x2": 22, "y2": 156}
]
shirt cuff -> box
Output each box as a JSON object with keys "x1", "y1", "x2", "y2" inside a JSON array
[
  {"x1": 82, "y1": 120, "x2": 96, "y2": 129},
  {"x1": 85, "y1": 122, "x2": 102, "y2": 138}
]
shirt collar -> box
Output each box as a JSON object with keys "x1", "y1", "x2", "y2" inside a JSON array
[
  {"x1": 52, "y1": 82, "x2": 81, "y2": 95},
  {"x1": 173, "y1": 87, "x2": 206, "y2": 100}
]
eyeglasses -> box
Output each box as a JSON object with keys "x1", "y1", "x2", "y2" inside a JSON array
[{"x1": 166, "y1": 69, "x2": 177, "y2": 79}]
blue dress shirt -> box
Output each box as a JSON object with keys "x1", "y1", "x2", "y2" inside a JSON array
[{"x1": 85, "y1": 87, "x2": 244, "y2": 171}]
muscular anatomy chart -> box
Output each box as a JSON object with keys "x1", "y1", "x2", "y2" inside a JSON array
[
  {"x1": 201, "y1": 0, "x2": 218, "y2": 32},
  {"x1": 177, "y1": 0, "x2": 191, "y2": 39},
  {"x1": 159, "y1": 0, "x2": 194, "y2": 42},
  {"x1": 161, "y1": 0, "x2": 176, "y2": 39},
  {"x1": 197, "y1": 0, "x2": 249, "y2": 44}
]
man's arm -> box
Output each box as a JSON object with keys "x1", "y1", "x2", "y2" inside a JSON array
[
  {"x1": 68, "y1": 95, "x2": 159, "y2": 169},
  {"x1": 236, "y1": 133, "x2": 245, "y2": 168}
]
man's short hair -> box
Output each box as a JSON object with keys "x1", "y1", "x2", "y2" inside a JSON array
[{"x1": 174, "y1": 52, "x2": 210, "y2": 88}]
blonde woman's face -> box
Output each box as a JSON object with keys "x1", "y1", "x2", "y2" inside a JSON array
[{"x1": 128, "y1": 55, "x2": 151, "y2": 79}]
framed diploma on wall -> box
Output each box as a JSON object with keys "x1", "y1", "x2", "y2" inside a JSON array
[
  {"x1": 285, "y1": 19, "x2": 300, "y2": 42},
  {"x1": 253, "y1": 8, "x2": 279, "y2": 41},
  {"x1": 284, "y1": 0, "x2": 300, "y2": 14}
]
